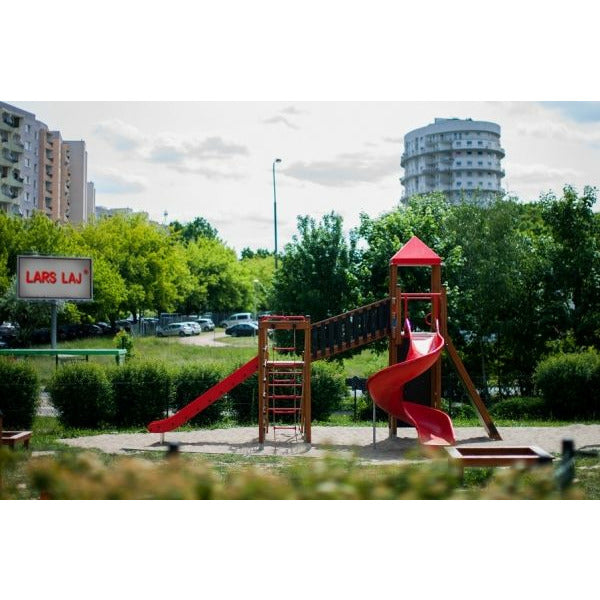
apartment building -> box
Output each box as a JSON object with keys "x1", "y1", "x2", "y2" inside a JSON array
[
  {"x1": 400, "y1": 117, "x2": 505, "y2": 204},
  {"x1": 0, "y1": 101, "x2": 43, "y2": 217},
  {"x1": 0, "y1": 101, "x2": 94, "y2": 223}
]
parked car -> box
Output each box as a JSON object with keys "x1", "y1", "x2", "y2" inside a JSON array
[
  {"x1": 157, "y1": 322, "x2": 194, "y2": 337},
  {"x1": 225, "y1": 322, "x2": 259, "y2": 337},
  {"x1": 196, "y1": 318, "x2": 215, "y2": 332},
  {"x1": 182, "y1": 321, "x2": 202, "y2": 335},
  {"x1": 96, "y1": 322, "x2": 117, "y2": 335},
  {"x1": 219, "y1": 312, "x2": 254, "y2": 328},
  {"x1": 80, "y1": 324, "x2": 103, "y2": 337}
]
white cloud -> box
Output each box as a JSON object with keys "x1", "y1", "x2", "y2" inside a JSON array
[
  {"x1": 95, "y1": 119, "x2": 146, "y2": 150},
  {"x1": 283, "y1": 153, "x2": 400, "y2": 187},
  {"x1": 93, "y1": 168, "x2": 147, "y2": 194},
  {"x1": 262, "y1": 115, "x2": 299, "y2": 129},
  {"x1": 506, "y1": 162, "x2": 581, "y2": 185}
]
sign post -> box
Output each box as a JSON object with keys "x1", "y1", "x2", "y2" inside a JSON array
[{"x1": 17, "y1": 256, "x2": 93, "y2": 348}]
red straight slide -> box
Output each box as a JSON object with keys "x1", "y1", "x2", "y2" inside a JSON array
[
  {"x1": 147, "y1": 356, "x2": 259, "y2": 433},
  {"x1": 367, "y1": 321, "x2": 456, "y2": 446}
]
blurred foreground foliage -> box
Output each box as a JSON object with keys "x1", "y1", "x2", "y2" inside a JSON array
[{"x1": 0, "y1": 449, "x2": 583, "y2": 500}]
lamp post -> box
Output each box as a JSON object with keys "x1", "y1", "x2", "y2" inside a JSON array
[
  {"x1": 272, "y1": 158, "x2": 281, "y2": 269},
  {"x1": 253, "y1": 279, "x2": 259, "y2": 320}
]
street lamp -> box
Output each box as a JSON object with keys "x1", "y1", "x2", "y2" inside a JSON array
[{"x1": 272, "y1": 158, "x2": 282, "y2": 269}]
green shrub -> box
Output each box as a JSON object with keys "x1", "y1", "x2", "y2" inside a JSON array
[
  {"x1": 489, "y1": 397, "x2": 547, "y2": 420},
  {"x1": 356, "y1": 392, "x2": 389, "y2": 422},
  {"x1": 228, "y1": 371, "x2": 258, "y2": 424},
  {"x1": 20, "y1": 451, "x2": 582, "y2": 500},
  {"x1": 310, "y1": 362, "x2": 347, "y2": 421},
  {"x1": 114, "y1": 330, "x2": 134, "y2": 360},
  {"x1": 440, "y1": 399, "x2": 477, "y2": 419},
  {"x1": 110, "y1": 361, "x2": 172, "y2": 427},
  {"x1": 171, "y1": 363, "x2": 226, "y2": 426},
  {"x1": 48, "y1": 363, "x2": 114, "y2": 428},
  {"x1": 0, "y1": 358, "x2": 39, "y2": 429},
  {"x1": 534, "y1": 350, "x2": 600, "y2": 419}
]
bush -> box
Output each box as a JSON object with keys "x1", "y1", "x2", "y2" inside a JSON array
[
  {"x1": 171, "y1": 363, "x2": 226, "y2": 426},
  {"x1": 110, "y1": 361, "x2": 172, "y2": 427},
  {"x1": 114, "y1": 330, "x2": 134, "y2": 360},
  {"x1": 48, "y1": 363, "x2": 114, "y2": 428},
  {"x1": 489, "y1": 397, "x2": 547, "y2": 420},
  {"x1": 534, "y1": 350, "x2": 600, "y2": 419},
  {"x1": 228, "y1": 371, "x2": 258, "y2": 424},
  {"x1": 19, "y1": 451, "x2": 583, "y2": 500},
  {"x1": 441, "y1": 399, "x2": 477, "y2": 420},
  {"x1": 356, "y1": 391, "x2": 389, "y2": 422},
  {"x1": 0, "y1": 358, "x2": 39, "y2": 429},
  {"x1": 310, "y1": 362, "x2": 347, "y2": 421}
]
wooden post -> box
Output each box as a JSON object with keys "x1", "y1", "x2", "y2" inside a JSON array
[
  {"x1": 388, "y1": 264, "x2": 398, "y2": 438},
  {"x1": 258, "y1": 321, "x2": 268, "y2": 445},
  {"x1": 431, "y1": 264, "x2": 442, "y2": 409},
  {"x1": 303, "y1": 320, "x2": 312, "y2": 444}
]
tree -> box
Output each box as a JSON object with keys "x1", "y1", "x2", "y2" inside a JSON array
[
  {"x1": 170, "y1": 217, "x2": 218, "y2": 243},
  {"x1": 539, "y1": 185, "x2": 600, "y2": 347},
  {"x1": 179, "y1": 237, "x2": 251, "y2": 314},
  {"x1": 270, "y1": 212, "x2": 360, "y2": 322},
  {"x1": 77, "y1": 213, "x2": 193, "y2": 320}
]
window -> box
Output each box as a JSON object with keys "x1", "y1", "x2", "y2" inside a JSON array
[
  {"x1": 478, "y1": 161, "x2": 483, "y2": 166},
  {"x1": 25, "y1": 158, "x2": 30, "y2": 167},
  {"x1": 467, "y1": 161, "x2": 472, "y2": 166},
  {"x1": 456, "y1": 161, "x2": 462, "y2": 166},
  {"x1": 478, "y1": 141, "x2": 483, "y2": 146}
]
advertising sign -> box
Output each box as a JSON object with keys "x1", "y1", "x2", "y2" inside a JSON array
[{"x1": 17, "y1": 255, "x2": 93, "y2": 301}]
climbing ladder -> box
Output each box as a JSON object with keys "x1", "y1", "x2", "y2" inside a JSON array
[{"x1": 258, "y1": 316, "x2": 312, "y2": 444}]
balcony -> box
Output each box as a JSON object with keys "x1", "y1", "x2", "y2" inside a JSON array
[
  {"x1": 1, "y1": 184, "x2": 20, "y2": 200},
  {"x1": 2, "y1": 113, "x2": 20, "y2": 128},
  {"x1": 2, "y1": 149, "x2": 20, "y2": 164}
]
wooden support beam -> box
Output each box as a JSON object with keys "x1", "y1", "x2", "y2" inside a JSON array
[{"x1": 445, "y1": 334, "x2": 501, "y2": 440}]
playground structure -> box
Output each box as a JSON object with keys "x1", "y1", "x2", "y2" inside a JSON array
[{"x1": 148, "y1": 237, "x2": 501, "y2": 446}]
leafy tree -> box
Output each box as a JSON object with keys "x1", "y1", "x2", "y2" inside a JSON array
[
  {"x1": 170, "y1": 217, "x2": 218, "y2": 243},
  {"x1": 179, "y1": 237, "x2": 251, "y2": 314},
  {"x1": 271, "y1": 212, "x2": 360, "y2": 322},
  {"x1": 538, "y1": 185, "x2": 600, "y2": 347},
  {"x1": 240, "y1": 247, "x2": 274, "y2": 260},
  {"x1": 77, "y1": 213, "x2": 193, "y2": 320},
  {"x1": 239, "y1": 253, "x2": 275, "y2": 314}
]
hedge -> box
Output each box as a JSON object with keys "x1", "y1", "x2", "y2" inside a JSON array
[
  {"x1": 534, "y1": 350, "x2": 600, "y2": 419},
  {"x1": 489, "y1": 397, "x2": 547, "y2": 420},
  {"x1": 111, "y1": 361, "x2": 172, "y2": 427},
  {"x1": 310, "y1": 362, "x2": 347, "y2": 421},
  {"x1": 48, "y1": 363, "x2": 114, "y2": 428},
  {"x1": 172, "y1": 363, "x2": 226, "y2": 426},
  {"x1": 0, "y1": 358, "x2": 39, "y2": 429}
]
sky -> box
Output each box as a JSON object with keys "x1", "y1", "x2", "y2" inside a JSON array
[{"x1": 10, "y1": 100, "x2": 600, "y2": 254}]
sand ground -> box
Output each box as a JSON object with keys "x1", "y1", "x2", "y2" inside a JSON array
[{"x1": 58, "y1": 423, "x2": 600, "y2": 462}]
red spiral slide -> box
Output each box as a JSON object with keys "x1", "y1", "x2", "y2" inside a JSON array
[
  {"x1": 367, "y1": 320, "x2": 456, "y2": 446},
  {"x1": 147, "y1": 356, "x2": 259, "y2": 433}
]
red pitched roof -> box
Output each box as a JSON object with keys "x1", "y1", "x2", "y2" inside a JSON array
[{"x1": 390, "y1": 236, "x2": 442, "y2": 266}]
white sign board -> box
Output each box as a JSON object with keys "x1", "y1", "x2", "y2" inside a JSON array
[{"x1": 17, "y1": 255, "x2": 93, "y2": 301}]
